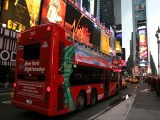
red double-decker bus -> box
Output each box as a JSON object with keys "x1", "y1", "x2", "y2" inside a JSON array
[{"x1": 11, "y1": 23, "x2": 121, "y2": 116}]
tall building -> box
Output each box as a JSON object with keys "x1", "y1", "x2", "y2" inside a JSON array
[
  {"x1": 132, "y1": 0, "x2": 149, "y2": 75},
  {"x1": 99, "y1": 0, "x2": 122, "y2": 44},
  {"x1": 99, "y1": 0, "x2": 121, "y2": 29},
  {"x1": 100, "y1": 0, "x2": 114, "y2": 26},
  {"x1": 114, "y1": 0, "x2": 122, "y2": 26}
]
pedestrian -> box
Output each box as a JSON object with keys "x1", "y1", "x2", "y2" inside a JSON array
[
  {"x1": 0, "y1": 73, "x2": 2, "y2": 87},
  {"x1": 4, "y1": 73, "x2": 9, "y2": 88},
  {"x1": 0, "y1": 72, "x2": 6, "y2": 87}
]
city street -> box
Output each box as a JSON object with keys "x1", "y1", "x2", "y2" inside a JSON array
[
  {"x1": 1, "y1": 0, "x2": 160, "y2": 120},
  {"x1": 0, "y1": 83, "x2": 138, "y2": 120}
]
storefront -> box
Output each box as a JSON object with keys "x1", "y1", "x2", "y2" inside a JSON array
[
  {"x1": 0, "y1": 24, "x2": 18, "y2": 84},
  {"x1": 0, "y1": 0, "x2": 42, "y2": 84}
]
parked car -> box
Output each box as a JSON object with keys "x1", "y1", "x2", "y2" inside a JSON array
[
  {"x1": 125, "y1": 76, "x2": 132, "y2": 82},
  {"x1": 130, "y1": 77, "x2": 139, "y2": 83}
]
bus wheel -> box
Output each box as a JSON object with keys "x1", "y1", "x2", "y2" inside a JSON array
[
  {"x1": 77, "y1": 92, "x2": 86, "y2": 110},
  {"x1": 90, "y1": 90, "x2": 97, "y2": 106}
]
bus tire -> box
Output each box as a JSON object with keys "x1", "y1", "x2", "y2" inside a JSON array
[
  {"x1": 90, "y1": 90, "x2": 97, "y2": 106},
  {"x1": 77, "y1": 92, "x2": 86, "y2": 110}
]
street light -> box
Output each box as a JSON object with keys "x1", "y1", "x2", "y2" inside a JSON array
[{"x1": 155, "y1": 26, "x2": 160, "y2": 75}]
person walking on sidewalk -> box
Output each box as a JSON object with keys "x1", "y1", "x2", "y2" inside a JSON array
[{"x1": 0, "y1": 72, "x2": 10, "y2": 88}]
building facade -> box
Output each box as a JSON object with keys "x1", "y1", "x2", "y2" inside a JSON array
[{"x1": 132, "y1": 0, "x2": 149, "y2": 75}]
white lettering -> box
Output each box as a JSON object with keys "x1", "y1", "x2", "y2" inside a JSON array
[
  {"x1": 0, "y1": 50, "x2": 16, "y2": 61},
  {"x1": 24, "y1": 61, "x2": 40, "y2": 66},
  {"x1": 24, "y1": 67, "x2": 45, "y2": 72},
  {"x1": 32, "y1": 61, "x2": 39, "y2": 66},
  {"x1": 24, "y1": 61, "x2": 31, "y2": 66},
  {"x1": 10, "y1": 51, "x2": 16, "y2": 62},
  {"x1": 0, "y1": 50, "x2": 10, "y2": 61}
]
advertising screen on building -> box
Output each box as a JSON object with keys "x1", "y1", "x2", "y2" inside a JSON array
[
  {"x1": 138, "y1": 28, "x2": 148, "y2": 60},
  {"x1": 138, "y1": 29, "x2": 147, "y2": 46},
  {"x1": 139, "y1": 60, "x2": 147, "y2": 66},
  {"x1": 64, "y1": 3, "x2": 101, "y2": 48},
  {"x1": 139, "y1": 46, "x2": 147, "y2": 59},
  {"x1": 101, "y1": 33, "x2": 110, "y2": 54},
  {"x1": 41, "y1": 0, "x2": 66, "y2": 27},
  {"x1": 117, "y1": 32, "x2": 122, "y2": 39},
  {"x1": 1, "y1": 0, "x2": 42, "y2": 31},
  {"x1": 115, "y1": 40, "x2": 121, "y2": 53}
]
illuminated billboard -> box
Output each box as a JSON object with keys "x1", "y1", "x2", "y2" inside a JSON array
[
  {"x1": 139, "y1": 60, "x2": 147, "y2": 67},
  {"x1": 115, "y1": 41, "x2": 121, "y2": 53},
  {"x1": 139, "y1": 46, "x2": 147, "y2": 59},
  {"x1": 41, "y1": 0, "x2": 66, "y2": 27},
  {"x1": 117, "y1": 32, "x2": 122, "y2": 39},
  {"x1": 41, "y1": 1, "x2": 102, "y2": 48},
  {"x1": 64, "y1": 3, "x2": 102, "y2": 48},
  {"x1": 101, "y1": 33, "x2": 110, "y2": 54},
  {"x1": 138, "y1": 28, "x2": 148, "y2": 60},
  {"x1": 1, "y1": 0, "x2": 42, "y2": 31},
  {"x1": 138, "y1": 29, "x2": 147, "y2": 46}
]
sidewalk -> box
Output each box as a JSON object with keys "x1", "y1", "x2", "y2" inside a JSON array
[
  {"x1": 0, "y1": 83, "x2": 13, "y2": 93},
  {"x1": 95, "y1": 82, "x2": 160, "y2": 120}
]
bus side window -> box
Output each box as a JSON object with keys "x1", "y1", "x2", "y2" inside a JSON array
[
  {"x1": 70, "y1": 65, "x2": 90, "y2": 85},
  {"x1": 111, "y1": 72, "x2": 118, "y2": 81},
  {"x1": 90, "y1": 67, "x2": 103, "y2": 83}
]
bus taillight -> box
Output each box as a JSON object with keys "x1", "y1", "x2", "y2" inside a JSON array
[
  {"x1": 13, "y1": 82, "x2": 17, "y2": 87},
  {"x1": 47, "y1": 86, "x2": 51, "y2": 92},
  {"x1": 47, "y1": 26, "x2": 51, "y2": 31},
  {"x1": 45, "y1": 86, "x2": 51, "y2": 103},
  {"x1": 18, "y1": 33, "x2": 21, "y2": 39}
]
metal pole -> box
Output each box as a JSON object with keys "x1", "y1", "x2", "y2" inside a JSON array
[
  {"x1": 157, "y1": 26, "x2": 160, "y2": 75},
  {"x1": 156, "y1": 26, "x2": 160, "y2": 75},
  {"x1": 158, "y1": 40, "x2": 160, "y2": 74}
]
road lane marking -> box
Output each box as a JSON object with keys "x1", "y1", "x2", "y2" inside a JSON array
[
  {"x1": 0, "y1": 92, "x2": 11, "y2": 96},
  {"x1": 2, "y1": 100, "x2": 11, "y2": 104}
]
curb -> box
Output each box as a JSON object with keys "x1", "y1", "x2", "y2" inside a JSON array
[{"x1": 87, "y1": 94, "x2": 136, "y2": 120}]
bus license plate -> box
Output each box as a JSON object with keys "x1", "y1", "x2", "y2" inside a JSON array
[{"x1": 26, "y1": 99, "x2": 32, "y2": 104}]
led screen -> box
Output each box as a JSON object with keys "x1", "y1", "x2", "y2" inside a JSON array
[
  {"x1": 64, "y1": 3, "x2": 101, "y2": 48},
  {"x1": 101, "y1": 33, "x2": 110, "y2": 54},
  {"x1": 117, "y1": 32, "x2": 122, "y2": 39},
  {"x1": 0, "y1": 0, "x2": 41, "y2": 31},
  {"x1": 41, "y1": 0, "x2": 66, "y2": 27},
  {"x1": 115, "y1": 41, "x2": 121, "y2": 53},
  {"x1": 139, "y1": 46, "x2": 147, "y2": 59},
  {"x1": 138, "y1": 29, "x2": 147, "y2": 46}
]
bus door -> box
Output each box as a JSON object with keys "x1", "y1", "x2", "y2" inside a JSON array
[
  {"x1": 109, "y1": 71, "x2": 118, "y2": 96},
  {"x1": 104, "y1": 70, "x2": 112, "y2": 97}
]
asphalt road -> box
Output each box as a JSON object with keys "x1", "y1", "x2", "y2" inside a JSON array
[{"x1": 0, "y1": 83, "x2": 138, "y2": 120}]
